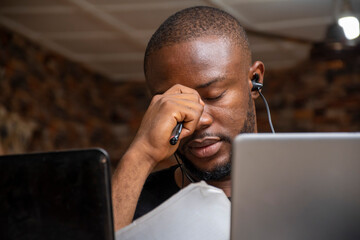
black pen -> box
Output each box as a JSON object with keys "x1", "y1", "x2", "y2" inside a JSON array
[{"x1": 169, "y1": 122, "x2": 183, "y2": 145}]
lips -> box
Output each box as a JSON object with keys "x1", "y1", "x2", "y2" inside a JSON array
[{"x1": 187, "y1": 138, "x2": 222, "y2": 159}]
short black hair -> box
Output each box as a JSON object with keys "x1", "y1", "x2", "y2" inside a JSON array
[{"x1": 144, "y1": 6, "x2": 251, "y2": 79}]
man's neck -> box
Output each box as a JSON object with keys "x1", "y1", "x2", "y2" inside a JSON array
[{"x1": 174, "y1": 167, "x2": 231, "y2": 197}]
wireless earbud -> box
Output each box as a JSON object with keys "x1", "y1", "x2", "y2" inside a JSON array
[{"x1": 251, "y1": 73, "x2": 263, "y2": 91}]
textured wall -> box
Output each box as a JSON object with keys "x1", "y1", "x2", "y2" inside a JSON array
[
  {"x1": 257, "y1": 60, "x2": 360, "y2": 133},
  {"x1": 1, "y1": 25, "x2": 359, "y2": 168},
  {"x1": 0, "y1": 26, "x2": 150, "y2": 166}
]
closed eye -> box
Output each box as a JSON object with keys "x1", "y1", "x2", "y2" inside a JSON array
[{"x1": 203, "y1": 90, "x2": 227, "y2": 101}]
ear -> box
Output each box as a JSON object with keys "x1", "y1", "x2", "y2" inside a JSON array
[{"x1": 248, "y1": 61, "x2": 265, "y2": 99}]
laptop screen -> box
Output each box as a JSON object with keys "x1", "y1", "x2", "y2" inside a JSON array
[
  {"x1": 231, "y1": 133, "x2": 360, "y2": 240},
  {"x1": 0, "y1": 149, "x2": 114, "y2": 240}
]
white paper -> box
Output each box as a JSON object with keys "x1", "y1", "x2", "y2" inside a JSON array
[{"x1": 115, "y1": 181, "x2": 230, "y2": 240}]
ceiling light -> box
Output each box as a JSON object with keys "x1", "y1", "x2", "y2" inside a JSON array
[
  {"x1": 338, "y1": 16, "x2": 360, "y2": 40},
  {"x1": 337, "y1": 0, "x2": 360, "y2": 40}
]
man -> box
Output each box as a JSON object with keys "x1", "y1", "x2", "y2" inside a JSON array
[{"x1": 112, "y1": 6, "x2": 264, "y2": 231}]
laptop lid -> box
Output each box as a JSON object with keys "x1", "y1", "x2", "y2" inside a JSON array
[
  {"x1": 0, "y1": 148, "x2": 114, "y2": 240},
  {"x1": 231, "y1": 133, "x2": 360, "y2": 240}
]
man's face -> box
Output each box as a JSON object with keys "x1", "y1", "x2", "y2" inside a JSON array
[{"x1": 146, "y1": 36, "x2": 257, "y2": 181}]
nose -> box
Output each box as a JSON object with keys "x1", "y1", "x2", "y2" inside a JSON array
[{"x1": 196, "y1": 107, "x2": 213, "y2": 131}]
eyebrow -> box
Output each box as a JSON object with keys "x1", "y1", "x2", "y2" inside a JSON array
[
  {"x1": 153, "y1": 76, "x2": 226, "y2": 95},
  {"x1": 195, "y1": 76, "x2": 226, "y2": 89}
]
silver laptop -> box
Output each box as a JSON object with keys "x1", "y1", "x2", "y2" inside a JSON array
[{"x1": 231, "y1": 133, "x2": 360, "y2": 240}]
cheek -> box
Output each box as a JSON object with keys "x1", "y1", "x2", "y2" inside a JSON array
[{"x1": 215, "y1": 89, "x2": 249, "y2": 126}]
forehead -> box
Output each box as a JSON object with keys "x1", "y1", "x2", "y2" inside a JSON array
[{"x1": 146, "y1": 36, "x2": 247, "y2": 94}]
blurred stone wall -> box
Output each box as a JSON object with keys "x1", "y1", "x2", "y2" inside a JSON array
[
  {"x1": 1, "y1": 25, "x2": 359, "y2": 168},
  {"x1": 0, "y1": 26, "x2": 150, "y2": 167},
  {"x1": 256, "y1": 60, "x2": 360, "y2": 133}
]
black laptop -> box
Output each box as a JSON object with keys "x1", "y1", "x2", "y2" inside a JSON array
[{"x1": 0, "y1": 148, "x2": 114, "y2": 240}]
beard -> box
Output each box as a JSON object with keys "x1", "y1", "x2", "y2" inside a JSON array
[
  {"x1": 176, "y1": 95, "x2": 256, "y2": 181},
  {"x1": 176, "y1": 134, "x2": 232, "y2": 181}
]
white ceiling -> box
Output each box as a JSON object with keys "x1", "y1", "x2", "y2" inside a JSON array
[{"x1": 1, "y1": 0, "x2": 359, "y2": 81}]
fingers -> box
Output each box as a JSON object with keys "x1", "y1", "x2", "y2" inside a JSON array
[
  {"x1": 133, "y1": 84, "x2": 205, "y2": 163},
  {"x1": 151, "y1": 95, "x2": 203, "y2": 132},
  {"x1": 151, "y1": 86, "x2": 204, "y2": 135},
  {"x1": 163, "y1": 84, "x2": 205, "y2": 105},
  {"x1": 164, "y1": 84, "x2": 198, "y2": 95},
  {"x1": 169, "y1": 98, "x2": 204, "y2": 139}
]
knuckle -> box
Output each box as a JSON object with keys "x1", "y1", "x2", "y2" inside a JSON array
[
  {"x1": 158, "y1": 97, "x2": 176, "y2": 111},
  {"x1": 151, "y1": 94, "x2": 161, "y2": 103},
  {"x1": 159, "y1": 96, "x2": 170, "y2": 105},
  {"x1": 167, "y1": 84, "x2": 183, "y2": 93}
]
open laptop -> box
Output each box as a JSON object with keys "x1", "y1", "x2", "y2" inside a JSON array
[
  {"x1": 0, "y1": 148, "x2": 114, "y2": 240},
  {"x1": 231, "y1": 133, "x2": 360, "y2": 240}
]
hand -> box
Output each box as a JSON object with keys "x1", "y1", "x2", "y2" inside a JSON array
[{"x1": 130, "y1": 84, "x2": 204, "y2": 166}]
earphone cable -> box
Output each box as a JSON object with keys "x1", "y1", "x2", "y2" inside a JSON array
[
  {"x1": 259, "y1": 90, "x2": 275, "y2": 134},
  {"x1": 174, "y1": 154, "x2": 185, "y2": 188},
  {"x1": 174, "y1": 153, "x2": 195, "y2": 187}
]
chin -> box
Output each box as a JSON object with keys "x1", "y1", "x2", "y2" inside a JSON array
[{"x1": 177, "y1": 151, "x2": 232, "y2": 181}]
